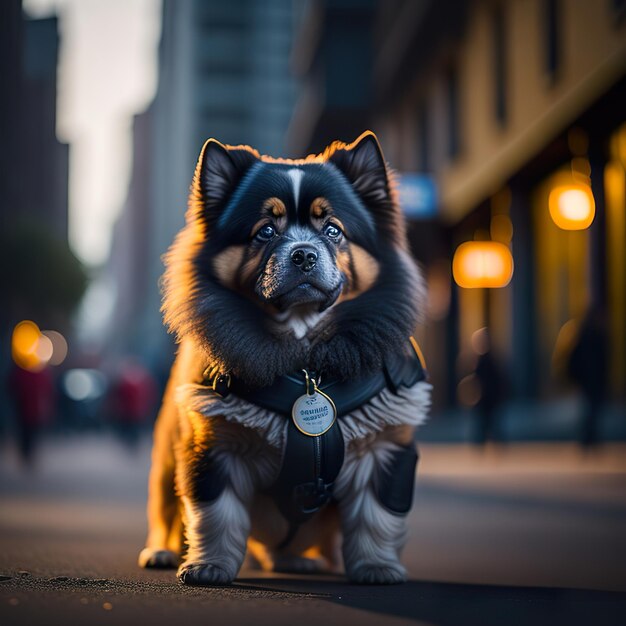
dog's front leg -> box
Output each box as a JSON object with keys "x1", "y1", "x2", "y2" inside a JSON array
[
  {"x1": 177, "y1": 450, "x2": 254, "y2": 586},
  {"x1": 335, "y1": 437, "x2": 418, "y2": 585}
]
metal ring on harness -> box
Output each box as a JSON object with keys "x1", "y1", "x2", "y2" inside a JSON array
[{"x1": 302, "y1": 369, "x2": 316, "y2": 396}]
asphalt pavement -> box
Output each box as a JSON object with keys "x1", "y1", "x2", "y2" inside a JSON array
[{"x1": 1, "y1": 433, "x2": 625, "y2": 625}]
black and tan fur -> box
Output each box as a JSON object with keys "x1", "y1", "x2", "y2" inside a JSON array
[{"x1": 138, "y1": 131, "x2": 431, "y2": 585}]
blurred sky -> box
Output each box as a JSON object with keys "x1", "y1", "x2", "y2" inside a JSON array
[{"x1": 23, "y1": 0, "x2": 162, "y2": 267}]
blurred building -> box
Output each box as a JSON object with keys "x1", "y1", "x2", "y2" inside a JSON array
[
  {"x1": 291, "y1": 0, "x2": 626, "y2": 411},
  {"x1": 107, "y1": 109, "x2": 155, "y2": 356},
  {"x1": 20, "y1": 16, "x2": 69, "y2": 241},
  {"x1": 288, "y1": 0, "x2": 377, "y2": 154},
  {"x1": 109, "y1": 0, "x2": 299, "y2": 369},
  {"x1": 0, "y1": 5, "x2": 72, "y2": 314},
  {"x1": 0, "y1": 0, "x2": 24, "y2": 236},
  {"x1": 0, "y1": 3, "x2": 69, "y2": 241}
]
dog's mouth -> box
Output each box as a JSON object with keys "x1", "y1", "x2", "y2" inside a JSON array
[
  {"x1": 263, "y1": 279, "x2": 343, "y2": 312},
  {"x1": 276, "y1": 282, "x2": 326, "y2": 308}
]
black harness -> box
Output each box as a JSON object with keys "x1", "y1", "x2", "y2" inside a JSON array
[{"x1": 199, "y1": 338, "x2": 427, "y2": 546}]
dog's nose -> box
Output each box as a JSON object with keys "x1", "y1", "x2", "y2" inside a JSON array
[{"x1": 291, "y1": 246, "x2": 318, "y2": 272}]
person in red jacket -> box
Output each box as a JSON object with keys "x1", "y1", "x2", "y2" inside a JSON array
[
  {"x1": 112, "y1": 359, "x2": 158, "y2": 448},
  {"x1": 8, "y1": 364, "x2": 55, "y2": 467}
]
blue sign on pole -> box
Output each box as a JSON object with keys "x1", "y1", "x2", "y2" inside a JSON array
[{"x1": 397, "y1": 173, "x2": 438, "y2": 218}]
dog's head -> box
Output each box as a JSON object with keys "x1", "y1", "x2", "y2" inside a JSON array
[
  {"x1": 189, "y1": 131, "x2": 404, "y2": 314},
  {"x1": 163, "y1": 131, "x2": 420, "y2": 385}
]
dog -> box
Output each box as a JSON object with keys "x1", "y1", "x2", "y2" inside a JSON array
[{"x1": 138, "y1": 131, "x2": 431, "y2": 585}]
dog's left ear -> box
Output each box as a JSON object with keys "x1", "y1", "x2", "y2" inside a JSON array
[{"x1": 326, "y1": 131, "x2": 391, "y2": 207}]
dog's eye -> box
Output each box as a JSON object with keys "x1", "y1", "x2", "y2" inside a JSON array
[
  {"x1": 257, "y1": 224, "x2": 276, "y2": 241},
  {"x1": 324, "y1": 223, "x2": 342, "y2": 240}
]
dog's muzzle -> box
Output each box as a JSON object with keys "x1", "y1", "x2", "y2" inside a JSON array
[{"x1": 256, "y1": 243, "x2": 343, "y2": 311}]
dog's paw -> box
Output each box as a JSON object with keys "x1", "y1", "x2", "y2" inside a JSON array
[
  {"x1": 138, "y1": 548, "x2": 179, "y2": 569},
  {"x1": 272, "y1": 555, "x2": 329, "y2": 575},
  {"x1": 348, "y1": 562, "x2": 407, "y2": 585},
  {"x1": 177, "y1": 561, "x2": 234, "y2": 586}
]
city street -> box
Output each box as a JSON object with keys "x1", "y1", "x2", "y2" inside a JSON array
[
  {"x1": 1, "y1": 433, "x2": 625, "y2": 625},
  {"x1": 3, "y1": 1, "x2": 626, "y2": 624}
]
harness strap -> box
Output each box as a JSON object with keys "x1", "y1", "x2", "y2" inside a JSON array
[
  {"x1": 201, "y1": 336, "x2": 428, "y2": 416},
  {"x1": 264, "y1": 418, "x2": 344, "y2": 532}
]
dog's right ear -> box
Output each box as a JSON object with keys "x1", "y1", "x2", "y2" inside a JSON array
[{"x1": 191, "y1": 139, "x2": 259, "y2": 218}]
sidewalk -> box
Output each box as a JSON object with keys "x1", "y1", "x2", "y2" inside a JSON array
[
  {"x1": 1, "y1": 434, "x2": 625, "y2": 625},
  {"x1": 421, "y1": 396, "x2": 626, "y2": 442}
]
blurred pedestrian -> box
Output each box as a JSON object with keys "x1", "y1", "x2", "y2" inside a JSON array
[
  {"x1": 8, "y1": 364, "x2": 55, "y2": 467},
  {"x1": 567, "y1": 307, "x2": 608, "y2": 446},
  {"x1": 111, "y1": 359, "x2": 158, "y2": 449},
  {"x1": 471, "y1": 328, "x2": 506, "y2": 444}
]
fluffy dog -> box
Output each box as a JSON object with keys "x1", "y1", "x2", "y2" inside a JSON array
[{"x1": 138, "y1": 131, "x2": 431, "y2": 585}]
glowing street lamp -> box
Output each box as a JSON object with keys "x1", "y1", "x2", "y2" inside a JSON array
[
  {"x1": 452, "y1": 241, "x2": 514, "y2": 289},
  {"x1": 548, "y1": 182, "x2": 595, "y2": 230}
]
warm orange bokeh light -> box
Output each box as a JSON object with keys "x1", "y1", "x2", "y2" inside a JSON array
[
  {"x1": 12, "y1": 320, "x2": 45, "y2": 371},
  {"x1": 452, "y1": 241, "x2": 514, "y2": 289},
  {"x1": 11, "y1": 321, "x2": 66, "y2": 371},
  {"x1": 548, "y1": 183, "x2": 595, "y2": 230}
]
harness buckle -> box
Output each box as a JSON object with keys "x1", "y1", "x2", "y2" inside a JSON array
[
  {"x1": 212, "y1": 373, "x2": 231, "y2": 397},
  {"x1": 293, "y1": 478, "x2": 331, "y2": 514},
  {"x1": 201, "y1": 365, "x2": 232, "y2": 398}
]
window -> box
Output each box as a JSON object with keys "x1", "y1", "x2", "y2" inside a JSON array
[
  {"x1": 446, "y1": 66, "x2": 461, "y2": 159},
  {"x1": 492, "y1": 3, "x2": 507, "y2": 125},
  {"x1": 544, "y1": 0, "x2": 560, "y2": 82}
]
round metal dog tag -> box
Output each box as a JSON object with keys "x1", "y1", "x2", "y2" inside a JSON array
[{"x1": 292, "y1": 388, "x2": 337, "y2": 437}]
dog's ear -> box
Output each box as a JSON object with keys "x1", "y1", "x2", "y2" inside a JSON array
[
  {"x1": 193, "y1": 139, "x2": 259, "y2": 217},
  {"x1": 326, "y1": 131, "x2": 391, "y2": 208}
]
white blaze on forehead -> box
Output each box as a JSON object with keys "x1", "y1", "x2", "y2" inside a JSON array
[{"x1": 286, "y1": 168, "x2": 305, "y2": 208}]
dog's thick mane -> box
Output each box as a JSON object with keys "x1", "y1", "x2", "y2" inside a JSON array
[{"x1": 161, "y1": 134, "x2": 425, "y2": 388}]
